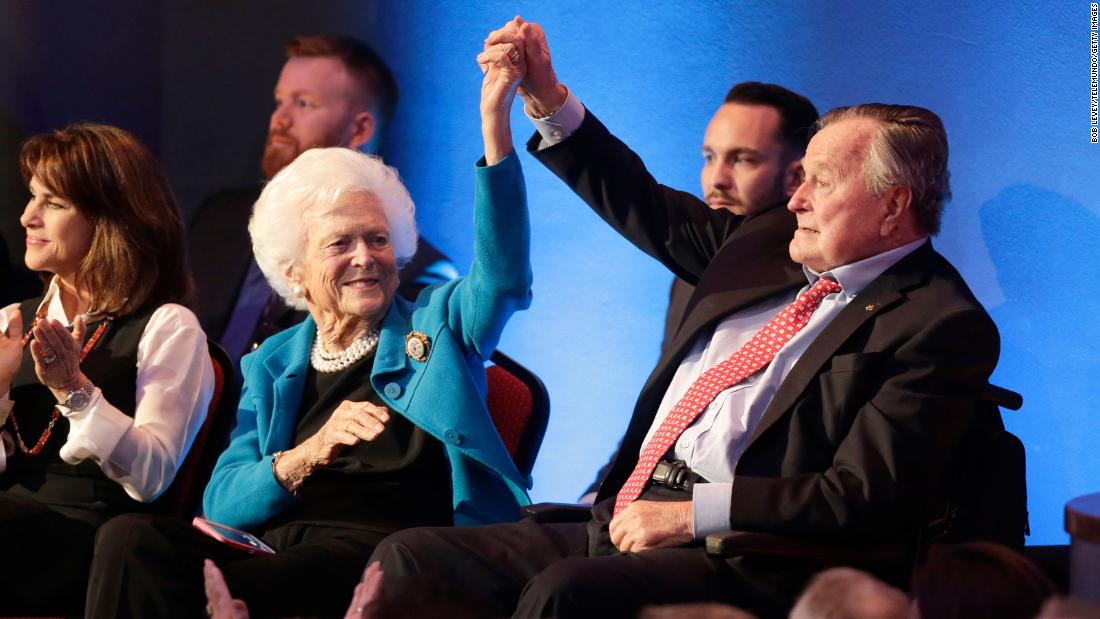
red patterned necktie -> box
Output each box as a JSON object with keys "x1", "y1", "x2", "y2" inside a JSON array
[{"x1": 614, "y1": 277, "x2": 843, "y2": 515}]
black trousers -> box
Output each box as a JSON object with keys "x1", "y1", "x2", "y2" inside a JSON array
[
  {"x1": 369, "y1": 496, "x2": 815, "y2": 619},
  {"x1": 0, "y1": 492, "x2": 102, "y2": 615},
  {"x1": 85, "y1": 513, "x2": 387, "y2": 619}
]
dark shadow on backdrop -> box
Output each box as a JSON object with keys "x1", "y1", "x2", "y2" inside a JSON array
[{"x1": 980, "y1": 184, "x2": 1100, "y2": 543}]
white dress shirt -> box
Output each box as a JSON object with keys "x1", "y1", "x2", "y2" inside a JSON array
[
  {"x1": 0, "y1": 278, "x2": 215, "y2": 502},
  {"x1": 652, "y1": 243, "x2": 926, "y2": 536}
]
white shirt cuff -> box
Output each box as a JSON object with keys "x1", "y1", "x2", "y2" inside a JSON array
[
  {"x1": 692, "y1": 482, "x2": 733, "y2": 539},
  {"x1": 59, "y1": 387, "x2": 129, "y2": 466},
  {"x1": 527, "y1": 90, "x2": 585, "y2": 150}
]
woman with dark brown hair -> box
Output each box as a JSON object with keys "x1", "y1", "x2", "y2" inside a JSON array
[
  {"x1": 0, "y1": 123, "x2": 214, "y2": 614},
  {"x1": 910, "y1": 541, "x2": 1057, "y2": 619}
]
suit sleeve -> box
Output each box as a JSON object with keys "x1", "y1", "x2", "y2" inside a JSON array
[
  {"x1": 728, "y1": 305, "x2": 1000, "y2": 541},
  {"x1": 528, "y1": 110, "x2": 739, "y2": 284}
]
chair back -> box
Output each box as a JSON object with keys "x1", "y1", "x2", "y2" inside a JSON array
[
  {"x1": 938, "y1": 384, "x2": 1028, "y2": 550},
  {"x1": 150, "y1": 339, "x2": 240, "y2": 517},
  {"x1": 485, "y1": 350, "x2": 549, "y2": 479}
]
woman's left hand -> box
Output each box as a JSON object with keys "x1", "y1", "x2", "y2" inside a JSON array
[
  {"x1": 476, "y1": 30, "x2": 527, "y2": 164},
  {"x1": 478, "y1": 37, "x2": 526, "y2": 117},
  {"x1": 30, "y1": 316, "x2": 89, "y2": 395}
]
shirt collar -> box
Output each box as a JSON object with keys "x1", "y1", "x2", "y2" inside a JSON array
[
  {"x1": 803, "y1": 237, "x2": 929, "y2": 298},
  {"x1": 41, "y1": 276, "x2": 111, "y2": 325}
]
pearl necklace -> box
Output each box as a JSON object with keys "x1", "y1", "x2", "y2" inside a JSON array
[{"x1": 310, "y1": 329, "x2": 380, "y2": 373}]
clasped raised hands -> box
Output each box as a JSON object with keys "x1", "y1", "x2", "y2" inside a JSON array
[
  {"x1": 480, "y1": 16, "x2": 567, "y2": 118},
  {"x1": 476, "y1": 15, "x2": 529, "y2": 164}
]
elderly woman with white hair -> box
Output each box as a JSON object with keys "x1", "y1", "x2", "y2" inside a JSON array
[{"x1": 83, "y1": 37, "x2": 533, "y2": 619}]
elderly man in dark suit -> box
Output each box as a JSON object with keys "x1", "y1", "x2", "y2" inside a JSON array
[
  {"x1": 368, "y1": 18, "x2": 1000, "y2": 619},
  {"x1": 189, "y1": 35, "x2": 455, "y2": 365}
]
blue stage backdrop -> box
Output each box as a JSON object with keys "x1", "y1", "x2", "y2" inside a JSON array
[{"x1": 0, "y1": 1, "x2": 1094, "y2": 545}]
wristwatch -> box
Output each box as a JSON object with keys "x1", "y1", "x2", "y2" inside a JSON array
[{"x1": 62, "y1": 382, "x2": 97, "y2": 412}]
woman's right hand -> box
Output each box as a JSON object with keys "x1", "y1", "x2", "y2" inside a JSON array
[
  {"x1": 306, "y1": 399, "x2": 390, "y2": 465},
  {"x1": 272, "y1": 400, "x2": 391, "y2": 493},
  {"x1": 0, "y1": 308, "x2": 24, "y2": 394}
]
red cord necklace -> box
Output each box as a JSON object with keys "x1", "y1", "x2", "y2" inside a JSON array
[{"x1": 7, "y1": 309, "x2": 111, "y2": 456}]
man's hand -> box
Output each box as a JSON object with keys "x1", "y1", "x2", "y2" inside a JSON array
[
  {"x1": 203, "y1": 559, "x2": 250, "y2": 619},
  {"x1": 483, "y1": 16, "x2": 567, "y2": 117},
  {"x1": 609, "y1": 500, "x2": 694, "y2": 553},
  {"x1": 343, "y1": 561, "x2": 384, "y2": 618}
]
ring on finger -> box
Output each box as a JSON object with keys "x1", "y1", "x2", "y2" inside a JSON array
[{"x1": 42, "y1": 351, "x2": 57, "y2": 364}]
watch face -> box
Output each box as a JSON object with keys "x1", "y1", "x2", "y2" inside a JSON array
[{"x1": 67, "y1": 388, "x2": 91, "y2": 411}]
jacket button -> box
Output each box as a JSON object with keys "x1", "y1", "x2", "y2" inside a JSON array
[
  {"x1": 383, "y1": 383, "x2": 402, "y2": 399},
  {"x1": 443, "y1": 429, "x2": 463, "y2": 445}
]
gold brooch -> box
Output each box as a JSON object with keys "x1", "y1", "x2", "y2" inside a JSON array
[
  {"x1": 405, "y1": 331, "x2": 431, "y2": 362},
  {"x1": 865, "y1": 304, "x2": 876, "y2": 312}
]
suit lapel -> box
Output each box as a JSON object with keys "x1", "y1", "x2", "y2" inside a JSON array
[
  {"x1": 746, "y1": 242, "x2": 935, "y2": 446},
  {"x1": 191, "y1": 186, "x2": 261, "y2": 337},
  {"x1": 374, "y1": 299, "x2": 411, "y2": 377},
  {"x1": 260, "y1": 317, "x2": 313, "y2": 450}
]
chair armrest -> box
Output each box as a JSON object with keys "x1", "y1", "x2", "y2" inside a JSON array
[
  {"x1": 705, "y1": 529, "x2": 909, "y2": 566},
  {"x1": 521, "y1": 502, "x2": 592, "y2": 523}
]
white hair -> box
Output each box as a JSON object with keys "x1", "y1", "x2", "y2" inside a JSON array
[
  {"x1": 248, "y1": 147, "x2": 418, "y2": 310},
  {"x1": 790, "y1": 567, "x2": 908, "y2": 619},
  {"x1": 816, "y1": 104, "x2": 951, "y2": 236}
]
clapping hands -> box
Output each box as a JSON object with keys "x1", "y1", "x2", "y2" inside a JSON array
[{"x1": 203, "y1": 559, "x2": 385, "y2": 619}]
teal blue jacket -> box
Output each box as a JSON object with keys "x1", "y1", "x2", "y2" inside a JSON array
[{"x1": 202, "y1": 154, "x2": 532, "y2": 530}]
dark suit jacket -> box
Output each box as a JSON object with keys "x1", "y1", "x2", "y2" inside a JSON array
[
  {"x1": 531, "y1": 111, "x2": 1000, "y2": 544},
  {"x1": 187, "y1": 184, "x2": 455, "y2": 345}
]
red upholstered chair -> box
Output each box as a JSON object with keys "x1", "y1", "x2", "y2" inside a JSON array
[
  {"x1": 150, "y1": 339, "x2": 240, "y2": 517},
  {"x1": 486, "y1": 350, "x2": 550, "y2": 480}
]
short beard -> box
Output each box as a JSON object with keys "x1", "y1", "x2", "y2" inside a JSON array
[{"x1": 261, "y1": 142, "x2": 299, "y2": 180}]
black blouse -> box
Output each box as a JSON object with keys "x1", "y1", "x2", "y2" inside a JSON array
[{"x1": 262, "y1": 352, "x2": 453, "y2": 534}]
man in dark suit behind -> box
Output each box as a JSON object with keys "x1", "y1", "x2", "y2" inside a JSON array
[
  {"x1": 368, "y1": 19, "x2": 1001, "y2": 619},
  {"x1": 577, "y1": 78, "x2": 819, "y2": 502},
  {"x1": 189, "y1": 35, "x2": 455, "y2": 364}
]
